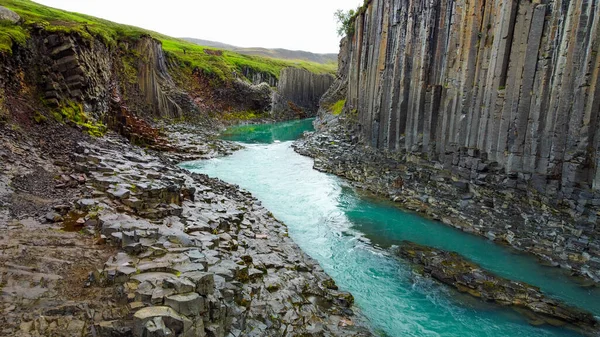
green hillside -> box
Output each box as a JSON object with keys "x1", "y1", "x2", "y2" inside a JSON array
[{"x1": 0, "y1": 0, "x2": 336, "y2": 82}]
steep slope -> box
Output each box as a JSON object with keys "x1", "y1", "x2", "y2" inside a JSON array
[
  {"x1": 183, "y1": 37, "x2": 338, "y2": 64},
  {"x1": 271, "y1": 68, "x2": 335, "y2": 120}
]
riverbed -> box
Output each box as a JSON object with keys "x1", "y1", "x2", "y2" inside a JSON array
[{"x1": 181, "y1": 119, "x2": 600, "y2": 337}]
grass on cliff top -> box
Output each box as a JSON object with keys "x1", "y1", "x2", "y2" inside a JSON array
[
  {"x1": 0, "y1": 0, "x2": 336, "y2": 80},
  {"x1": 0, "y1": 19, "x2": 28, "y2": 53}
]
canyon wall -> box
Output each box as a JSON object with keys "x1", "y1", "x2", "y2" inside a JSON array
[
  {"x1": 241, "y1": 66, "x2": 278, "y2": 87},
  {"x1": 272, "y1": 68, "x2": 335, "y2": 119},
  {"x1": 344, "y1": 0, "x2": 600, "y2": 203}
]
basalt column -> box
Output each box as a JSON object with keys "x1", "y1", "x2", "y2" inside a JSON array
[
  {"x1": 271, "y1": 68, "x2": 334, "y2": 120},
  {"x1": 344, "y1": 0, "x2": 600, "y2": 201}
]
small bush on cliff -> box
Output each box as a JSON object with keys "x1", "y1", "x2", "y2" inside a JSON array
[{"x1": 335, "y1": 9, "x2": 356, "y2": 37}]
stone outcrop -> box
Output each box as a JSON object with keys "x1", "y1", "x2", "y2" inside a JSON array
[
  {"x1": 39, "y1": 33, "x2": 112, "y2": 112},
  {"x1": 344, "y1": 0, "x2": 600, "y2": 204},
  {"x1": 0, "y1": 6, "x2": 20, "y2": 23},
  {"x1": 398, "y1": 241, "x2": 598, "y2": 332},
  {"x1": 271, "y1": 68, "x2": 334, "y2": 120},
  {"x1": 316, "y1": 37, "x2": 352, "y2": 127}
]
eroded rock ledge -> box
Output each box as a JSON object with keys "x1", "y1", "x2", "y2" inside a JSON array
[
  {"x1": 397, "y1": 241, "x2": 598, "y2": 333},
  {"x1": 1, "y1": 128, "x2": 371, "y2": 336},
  {"x1": 79, "y1": 136, "x2": 371, "y2": 336}
]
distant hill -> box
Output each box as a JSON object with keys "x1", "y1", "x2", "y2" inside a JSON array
[{"x1": 182, "y1": 38, "x2": 338, "y2": 65}]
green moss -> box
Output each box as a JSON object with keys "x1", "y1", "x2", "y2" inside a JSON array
[
  {"x1": 330, "y1": 99, "x2": 346, "y2": 115},
  {"x1": 221, "y1": 111, "x2": 264, "y2": 121},
  {"x1": 33, "y1": 111, "x2": 47, "y2": 123},
  {"x1": 121, "y1": 53, "x2": 139, "y2": 84},
  {"x1": 53, "y1": 102, "x2": 106, "y2": 137},
  {"x1": 0, "y1": 20, "x2": 29, "y2": 54},
  {"x1": 266, "y1": 284, "x2": 279, "y2": 292}
]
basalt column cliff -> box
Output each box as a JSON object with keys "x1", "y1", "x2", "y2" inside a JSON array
[
  {"x1": 347, "y1": 0, "x2": 600, "y2": 208},
  {"x1": 295, "y1": 0, "x2": 600, "y2": 281}
]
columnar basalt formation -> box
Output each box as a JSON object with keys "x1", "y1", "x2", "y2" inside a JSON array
[
  {"x1": 296, "y1": 0, "x2": 600, "y2": 283},
  {"x1": 240, "y1": 66, "x2": 278, "y2": 87},
  {"x1": 135, "y1": 37, "x2": 184, "y2": 119},
  {"x1": 398, "y1": 242, "x2": 598, "y2": 331},
  {"x1": 40, "y1": 33, "x2": 112, "y2": 112},
  {"x1": 345, "y1": 0, "x2": 600, "y2": 203},
  {"x1": 272, "y1": 68, "x2": 335, "y2": 119}
]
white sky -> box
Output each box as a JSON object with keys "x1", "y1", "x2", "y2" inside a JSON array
[{"x1": 34, "y1": 0, "x2": 361, "y2": 54}]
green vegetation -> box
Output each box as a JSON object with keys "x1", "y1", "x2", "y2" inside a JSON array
[
  {"x1": 221, "y1": 111, "x2": 265, "y2": 121},
  {"x1": 33, "y1": 110, "x2": 46, "y2": 123},
  {"x1": 0, "y1": 19, "x2": 28, "y2": 54},
  {"x1": 335, "y1": 1, "x2": 370, "y2": 37},
  {"x1": 330, "y1": 99, "x2": 346, "y2": 115},
  {"x1": 1, "y1": 0, "x2": 336, "y2": 82},
  {"x1": 335, "y1": 9, "x2": 357, "y2": 37},
  {"x1": 53, "y1": 102, "x2": 107, "y2": 137}
]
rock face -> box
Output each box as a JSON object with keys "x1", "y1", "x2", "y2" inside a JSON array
[
  {"x1": 344, "y1": 0, "x2": 600, "y2": 206},
  {"x1": 135, "y1": 37, "x2": 184, "y2": 119},
  {"x1": 271, "y1": 68, "x2": 334, "y2": 120},
  {"x1": 240, "y1": 66, "x2": 278, "y2": 87},
  {"x1": 300, "y1": 0, "x2": 600, "y2": 284},
  {"x1": 39, "y1": 33, "x2": 112, "y2": 112},
  {"x1": 316, "y1": 37, "x2": 351, "y2": 127},
  {"x1": 397, "y1": 241, "x2": 598, "y2": 331}
]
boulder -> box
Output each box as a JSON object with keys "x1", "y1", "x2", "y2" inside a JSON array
[
  {"x1": 133, "y1": 306, "x2": 193, "y2": 337},
  {"x1": 0, "y1": 6, "x2": 20, "y2": 23},
  {"x1": 164, "y1": 292, "x2": 205, "y2": 316}
]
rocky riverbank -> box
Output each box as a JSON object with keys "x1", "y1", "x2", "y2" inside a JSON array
[
  {"x1": 293, "y1": 118, "x2": 600, "y2": 286},
  {"x1": 397, "y1": 241, "x2": 598, "y2": 333},
  {"x1": 0, "y1": 124, "x2": 372, "y2": 336}
]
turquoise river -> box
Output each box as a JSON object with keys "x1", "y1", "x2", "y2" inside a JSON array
[{"x1": 181, "y1": 118, "x2": 600, "y2": 337}]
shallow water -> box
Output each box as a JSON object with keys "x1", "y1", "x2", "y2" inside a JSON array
[{"x1": 181, "y1": 119, "x2": 600, "y2": 337}]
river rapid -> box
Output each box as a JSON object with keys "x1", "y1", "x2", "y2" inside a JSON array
[{"x1": 181, "y1": 119, "x2": 600, "y2": 337}]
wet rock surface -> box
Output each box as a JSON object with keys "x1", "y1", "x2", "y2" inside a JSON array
[
  {"x1": 0, "y1": 123, "x2": 371, "y2": 336},
  {"x1": 294, "y1": 120, "x2": 600, "y2": 286},
  {"x1": 75, "y1": 135, "x2": 370, "y2": 336},
  {"x1": 397, "y1": 241, "x2": 598, "y2": 333}
]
